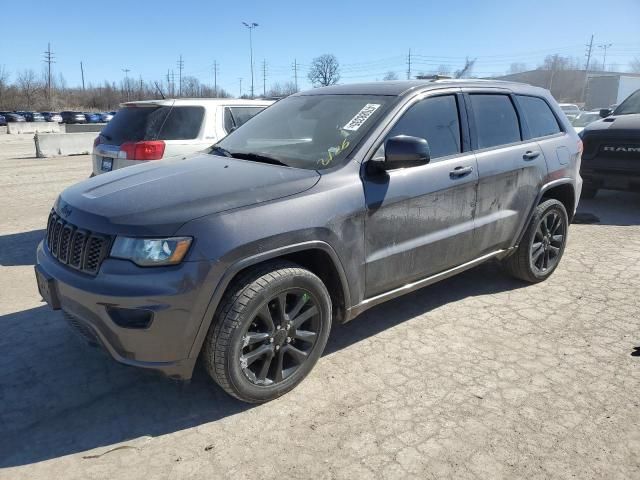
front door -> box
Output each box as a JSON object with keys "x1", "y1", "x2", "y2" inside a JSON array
[{"x1": 363, "y1": 94, "x2": 479, "y2": 298}]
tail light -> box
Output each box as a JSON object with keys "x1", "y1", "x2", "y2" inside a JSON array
[
  {"x1": 577, "y1": 139, "x2": 583, "y2": 155},
  {"x1": 121, "y1": 140, "x2": 166, "y2": 161},
  {"x1": 93, "y1": 136, "x2": 101, "y2": 148}
]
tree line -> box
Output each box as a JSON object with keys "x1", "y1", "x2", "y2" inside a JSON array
[{"x1": 2, "y1": 53, "x2": 638, "y2": 111}]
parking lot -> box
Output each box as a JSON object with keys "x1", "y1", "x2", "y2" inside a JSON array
[{"x1": 0, "y1": 133, "x2": 639, "y2": 479}]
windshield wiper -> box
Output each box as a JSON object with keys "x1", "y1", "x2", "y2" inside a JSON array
[
  {"x1": 227, "y1": 151, "x2": 289, "y2": 167},
  {"x1": 210, "y1": 145, "x2": 232, "y2": 157}
]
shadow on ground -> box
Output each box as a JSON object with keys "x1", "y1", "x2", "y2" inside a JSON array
[
  {"x1": 576, "y1": 189, "x2": 640, "y2": 226},
  {"x1": 0, "y1": 229, "x2": 45, "y2": 266},
  {"x1": 0, "y1": 262, "x2": 523, "y2": 467}
]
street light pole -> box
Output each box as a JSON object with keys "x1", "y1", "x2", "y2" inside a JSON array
[{"x1": 242, "y1": 21, "x2": 259, "y2": 98}]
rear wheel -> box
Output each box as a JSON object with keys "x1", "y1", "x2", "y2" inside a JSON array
[
  {"x1": 503, "y1": 199, "x2": 569, "y2": 283},
  {"x1": 202, "y1": 261, "x2": 332, "y2": 403}
]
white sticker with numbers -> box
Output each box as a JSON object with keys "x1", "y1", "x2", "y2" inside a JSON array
[{"x1": 342, "y1": 103, "x2": 381, "y2": 131}]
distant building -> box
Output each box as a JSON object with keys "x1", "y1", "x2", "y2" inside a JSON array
[{"x1": 493, "y1": 70, "x2": 640, "y2": 109}]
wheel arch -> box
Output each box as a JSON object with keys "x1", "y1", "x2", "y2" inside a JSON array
[
  {"x1": 187, "y1": 241, "x2": 351, "y2": 361},
  {"x1": 513, "y1": 179, "x2": 576, "y2": 249}
]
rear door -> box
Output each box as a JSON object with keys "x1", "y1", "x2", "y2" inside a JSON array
[
  {"x1": 363, "y1": 92, "x2": 479, "y2": 297},
  {"x1": 465, "y1": 91, "x2": 548, "y2": 254}
]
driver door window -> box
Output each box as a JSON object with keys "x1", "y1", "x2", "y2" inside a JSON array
[{"x1": 384, "y1": 95, "x2": 461, "y2": 161}]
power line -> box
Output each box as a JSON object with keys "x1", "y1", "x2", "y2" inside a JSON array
[
  {"x1": 43, "y1": 42, "x2": 55, "y2": 107},
  {"x1": 177, "y1": 55, "x2": 184, "y2": 96},
  {"x1": 122, "y1": 68, "x2": 131, "y2": 101},
  {"x1": 292, "y1": 59, "x2": 298, "y2": 91},
  {"x1": 213, "y1": 60, "x2": 219, "y2": 97},
  {"x1": 262, "y1": 59, "x2": 267, "y2": 96},
  {"x1": 598, "y1": 43, "x2": 613, "y2": 70}
]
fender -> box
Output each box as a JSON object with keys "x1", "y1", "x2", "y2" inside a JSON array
[
  {"x1": 186, "y1": 240, "x2": 351, "y2": 362},
  {"x1": 512, "y1": 178, "x2": 576, "y2": 249}
]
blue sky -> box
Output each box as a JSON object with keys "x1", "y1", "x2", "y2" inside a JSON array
[{"x1": 1, "y1": 0, "x2": 639, "y2": 94}]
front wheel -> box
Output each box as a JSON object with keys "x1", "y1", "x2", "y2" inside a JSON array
[
  {"x1": 201, "y1": 261, "x2": 332, "y2": 403},
  {"x1": 503, "y1": 199, "x2": 569, "y2": 283}
]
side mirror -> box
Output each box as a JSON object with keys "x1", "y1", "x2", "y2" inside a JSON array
[
  {"x1": 599, "y1": 108, "x2": 612, "y2": 118},
  {"x1": 383, "y1": 135, "x2": 430, "y2": 170}
]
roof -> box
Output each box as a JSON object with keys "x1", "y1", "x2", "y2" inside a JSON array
[
  {"x1": 121, "y1": 98, "x2": 274, "y2": 108},
  {"x1": 296, "y1": 79, "x2": 529, "y2": 97}
]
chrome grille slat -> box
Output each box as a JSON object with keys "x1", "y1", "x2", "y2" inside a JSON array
[{"x1": 45, "y1": 210, "x2": 111, "y2": 275}]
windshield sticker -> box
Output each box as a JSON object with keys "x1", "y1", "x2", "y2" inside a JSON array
[
  {"x1": 342, "y1": 104, "x2": 381, "y2": 131},
  {"x1": 319, "y1": 138, "x2": 351, "y2": 167}
]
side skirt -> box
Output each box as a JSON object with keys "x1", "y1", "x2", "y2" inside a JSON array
[{"x1": 346, "y1": 248, "x2": 511, "y2": 321}]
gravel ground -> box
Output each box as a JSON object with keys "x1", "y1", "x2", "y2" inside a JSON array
[{"x1": 0, "y1": 135, "x2": 639, "y2": 479}]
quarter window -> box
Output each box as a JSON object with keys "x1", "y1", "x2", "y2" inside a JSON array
[
  {"x1": 469, "y1": 94, "x2": 521, "y2": 149},
  {"x1": 386, "y1": 95, "x2": 461, "y2": 159},
  {"x1": 517, "y1": 95, "x2": 561, "y2": 138},
  {"x1": 224, "y1": 106, "x2": 266, "y2": 133}
]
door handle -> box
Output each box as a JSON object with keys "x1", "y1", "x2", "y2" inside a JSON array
[
  {"x1": 449, "y1": 166, "x2": 474, "y2": 178},
  {"x1": 523, "y1": 150, "x2": 540, "y2": 160}
]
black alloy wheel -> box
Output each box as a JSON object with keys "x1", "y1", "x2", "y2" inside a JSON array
[{"x1": 239, "y1": 289, "x2": 321, "y2": 386}]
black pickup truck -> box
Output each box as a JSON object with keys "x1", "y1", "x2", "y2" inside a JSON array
[{"x1": 580, "y1": 89, "x2": 640, "y2": 198}]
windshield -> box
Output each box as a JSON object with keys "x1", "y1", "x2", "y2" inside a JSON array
[
  {"x1": 571, "y1": 113, "x2": 600, "y2": 127},
  {"x1": 614, "y1": 90, "x2": 640, "y2": 115},
  {"x1": 213, "y1": 94, "x2": 393, "y2": 170}
]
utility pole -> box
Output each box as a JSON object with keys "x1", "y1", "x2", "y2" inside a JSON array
[
  {"x1": 213, "y1": 60, "x2": 218, "y2": 97},
  {"x1": 242, "y1": 22, "x2": 259, "y2": 98},
  {"x1": 581, "y1": 34, "x2": 594, "y2": 103},
  {"x1": 43, "y1": 43, "x2": 55, "y2": 108},
  {"x1": 177, "y1": 55, "x2": 184, "y2": 96},
  {"x1": 167, "y1": 69, "x2": 171, "y2": 96},
  {"x1": 598, "y1": 43, "x2": 613, "y2": 71},
  {"x1": 122, "y1": 68, "x2": 131, "y2": 101},
  {"x1": 80, "y1": 61, "x2": 85, "y2": 91},
  {"x1": 262, "y1": 59, "x2": 267, "y2": 96},
  {"x1": 406, "y1": 48, "x2": 412, "y2": 80},
  {"x1": 292, "y1": 59, "x2": 298, "y2": 91},
  {"x1": 238, "y1": 77, "x2": 243, "y2": 97}
]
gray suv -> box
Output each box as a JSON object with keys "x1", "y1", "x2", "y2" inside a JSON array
[{"x1": 35, "y1": 80, "x2": 582, "y2": 403}]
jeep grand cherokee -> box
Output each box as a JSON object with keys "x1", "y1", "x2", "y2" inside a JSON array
[{"x1": 35, "y1": 80, "x2": 582, "y2": 403}]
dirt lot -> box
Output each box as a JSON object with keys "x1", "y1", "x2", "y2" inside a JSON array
[{"x1": 0, "y1": 135, "x2": 639, "y2": 479}]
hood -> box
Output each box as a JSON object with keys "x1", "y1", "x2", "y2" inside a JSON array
[
  {"x1": 58, "y1": 153, "x2": 320, "y2": 235},
  {"x1": 582, "y1": 113, "x2": 640, "y2": 137}
]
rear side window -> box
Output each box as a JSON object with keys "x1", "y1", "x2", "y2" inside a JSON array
[
  {"x1": 224, "y1": 106, "x2": 265, "y2": 133},
  {"x1": 469, "y1": 94, "x2": 521, "y2": 149},
  {"x1": 387, "y1": 95, "x2": 461, "y2": 159},
  {"x1": 517, "y1": 95, "x2": 561, "y2": 138},
  {"x1": 101, "y1": 106, "x2": 204, "y2": 144}
]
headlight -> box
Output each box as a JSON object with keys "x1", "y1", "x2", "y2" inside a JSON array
[{"x1": 111, "y1": 237, "x2": 192, "y2": 266}]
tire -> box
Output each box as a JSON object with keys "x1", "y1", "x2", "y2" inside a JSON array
[
  {"x1": 581, "y1": 185, "x2": 598, "y2": 199},
  {"x1": 201, "y1": 261, "x2": 332, "y2": 403},
  {"x1": 503, "y1": 199, "x2": 569, "y2": 283}
]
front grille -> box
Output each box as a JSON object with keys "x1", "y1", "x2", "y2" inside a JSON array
[{"x1": 46, "y1": 210, "x2": 111, "y2": 275}]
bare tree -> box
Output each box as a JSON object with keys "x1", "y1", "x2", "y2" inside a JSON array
[
  {"x1": 17, "y1": 69, "x2": 41, "y2": 109},
  {"x1": 267, "y1": 81, "x2": 298, "y2": 97},
  {"x1": 508, "y1": 62, "x2": 527, "y2": 74},
  {"x1": 630, "y1": 57, "x2": 640, "y2": 73},
  {"x1": 383, "y1": 71, "x2": 398, "y2": 81},
  {"x1": 308, "y1": 54, "x2": 340, "y2": 87},
  {"x1": 436, "y1": 64, "x2": 451, "y2": 76},
  {"x1": 454, "y1": 57, "x2": 476, "y2": 78}
]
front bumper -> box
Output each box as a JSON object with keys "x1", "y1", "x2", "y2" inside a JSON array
[{"x1": 35, "y1": 240, "x2": 216, "y2": 379}]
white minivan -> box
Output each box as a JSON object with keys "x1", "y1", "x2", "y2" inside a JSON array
[{"x1": 92, "y1": 98, "x2": 274, "y2": 175}]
